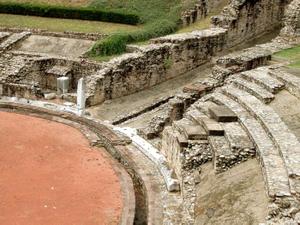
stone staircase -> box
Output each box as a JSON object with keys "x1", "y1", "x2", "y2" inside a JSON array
[
  {"x1": 205, "y1": 66, "x2": 300, "y2": 222},
  {"x1": 161, "y1": 65, "x2": 300, "y2": 222},
  {"x1": 162, "y1": 96, "x2": 256, "y2": 174},
  {"x1": 0, "y1": 32, "x2": 10, "y2": 43},
  {"x1": 0, "y1": 32, "x2": 30, "y2": 51}
]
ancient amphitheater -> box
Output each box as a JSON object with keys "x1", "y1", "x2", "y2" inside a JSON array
[{"x1": 0, "y1": 0, "x2": 300, "y2": 224}]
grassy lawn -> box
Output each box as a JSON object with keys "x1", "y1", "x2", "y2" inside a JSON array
[
  {"x1": 91, "y1": 0, "x2": 198, "y2": 23},
  {"x1": 0, "y1": 13, "x2": 140, "y2": 34},
  {"x1": 0, "y1": 0, "x2": 91, "y2": 7},
  {"x1": 274, "y1": 45, "x2": 300, "y2": 68}
]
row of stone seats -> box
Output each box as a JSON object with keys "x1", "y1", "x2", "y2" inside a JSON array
[
  {"x1": 162, "y1": 96, "x2": 256, "y2": 174},
  {"x1": 269, "y1": 68, "x2": 300, "y2": 99},
  {"x1": 188, "y1": 101, "x2": 255, "y2": 172},
  {"x1": 0, "y1": 32, "x2": 30, "y2": 51},
  {"x1": 0, "y1": 32, "x2": 10, "y2": 43},
  {"x1": 209, "y1": 66, "x2": 300, "y2": 203}
]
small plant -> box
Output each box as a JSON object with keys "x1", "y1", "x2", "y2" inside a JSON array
[{"x1": 163, "y1": 57, "x2": 173, "y2": 69}]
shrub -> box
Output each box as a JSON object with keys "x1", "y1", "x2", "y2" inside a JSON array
[
  {"x1": 89, "y1": 19, "x2": 179, "y2": 56},
  {"x1": 0, "y1": 2, "x2": 140, "y2": 25}
]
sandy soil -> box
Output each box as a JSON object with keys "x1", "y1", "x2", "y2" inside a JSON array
[
  {"x1": 0, "y1": 111, "x2": 123, "y2": 225},
  {"x1": 195, "y1": 159, "x2": 268, "y2": 225}
]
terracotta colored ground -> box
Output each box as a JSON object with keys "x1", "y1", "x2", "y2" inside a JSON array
[{"x1": 0, "y1": 111, "x2": 123, "y2": 225}]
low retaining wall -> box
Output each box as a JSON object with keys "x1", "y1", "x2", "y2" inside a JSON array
[{"x1": 86, "y1": 28, "x2": 227, "y2": 106}]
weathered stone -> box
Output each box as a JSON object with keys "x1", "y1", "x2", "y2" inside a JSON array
[
  {"x1": 183, "y1": 83, "x2": 209, "y2": 95},
  {"x1": 208, "y1": 105, "x2": 238, "y2": 122},
  {"x1": 44, "y1": 92, "x2": 56, "y2": 100}
]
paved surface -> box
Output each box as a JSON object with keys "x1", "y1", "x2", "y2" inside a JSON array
[{"x1": 0, "y1": 111, "x2": 123, "y2": 225}]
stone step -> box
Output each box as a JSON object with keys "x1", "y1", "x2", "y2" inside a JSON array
[
  {"x1": 173, "y1": 118, "x2": 207, "y2": 140},
  {"x1": 0, "y1": 32, "x2": 30, "y2": 51},
  {"x1": 0, "y1": 32, "x2": 10, "y2": 43},
  {"x1": 240, "y1": 69, "x2": 285, "y2": 93},
  {"x1": 194, "y1": 100, "x2": 218, "y2": 116},
  {"x1": 222, "y1": 85, "x2": 300, "y2": 195},
  {"x1": 211, "y1": 92, "x2": 292, "y2": 199},
  {"x1": 232, "y1": 77, "x2": 275, "y2": 103},
  {"x1": 222, "y1": 122, "x2": 255, "y2": 157},
  {"x1": 208, "y1": 136, "x2": 237, "y2": 173},
  {"x1": 268, "y1": 69, "x2": 300, "y2": 99},
  {"x1": 257, "y1": 41, "x2": 292, "y2": 54},
  {"x1": 186, "y1": 109, "x2": 224, "y2": 136},
  {"x1": 208, "y1": 104, "x2": 238, "y2": 122}
]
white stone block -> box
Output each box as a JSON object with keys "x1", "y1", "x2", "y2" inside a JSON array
[{"x1": 57, "y1": 77, "x2": 69, "y2": 94}]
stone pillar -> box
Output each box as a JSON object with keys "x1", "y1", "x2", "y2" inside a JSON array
[
  {"x1": 57, "y1": 77, "x2": 69, "y2": 94},
  {"x1": 77, "y1": 78, "x2": 86, "y2": 116},
  {"x1": 0, "y1": 84, "x2": 3, "y2": 96}
]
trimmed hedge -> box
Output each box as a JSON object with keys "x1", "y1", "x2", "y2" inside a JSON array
[{"x1": 0, "y1": 2, "x2": 140, "y2": 25}]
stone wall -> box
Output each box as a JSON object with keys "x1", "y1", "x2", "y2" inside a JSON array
[
  {"x1": 0, "y1": 54, "x2": 103, "y2": 100},
  {"x1": 211, "y1": 0, "x2": 290, "y2": 47},
  {"x1": 0, "y1": 27, "x2": 106, "y2": 41},
  {"x1": 86, "y1": 28, "x2": 227, "y2": 106},
  {"x1": 180, "y1": 0, "x2": 208, "y2": 26},
  {"x1": 85, "y1": 0, "x2": 294, "y2": 106},
  {"x1": 281, "y1": 0, "x2": 300, "y2": 36}
]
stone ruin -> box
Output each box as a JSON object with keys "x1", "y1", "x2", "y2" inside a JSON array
[{"x1": 0, "y1": 0, "x2": 300, "y2": 224}]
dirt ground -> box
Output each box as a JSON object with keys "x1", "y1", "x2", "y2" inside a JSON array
[
  {"x1": 0, "y1": 111, "x2": 123, "y2": 225},
  {"x1": 270, "y1": 90, "x2": 300, "y2": 141},
  {"x1": 195, "y1": 159, "x2": 268, "y2": 225},
  {"x1": 16, "y1": 35, "x2": 94, "y2": 57}
]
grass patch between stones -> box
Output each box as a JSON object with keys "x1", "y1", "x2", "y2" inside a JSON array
[{"x1": 274, "y1": 45, "x2": 300, "y2": 68}]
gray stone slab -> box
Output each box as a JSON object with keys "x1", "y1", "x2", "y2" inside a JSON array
[
  {"x1": 208, "y1": 105, "x2": 238, "y2": 122},
  {"x1": 182, "y1": 125, "x2": 207, "y2": 140},
  {"x1": 186, "y1": 109, "x2": 224, "y2": 136},
  {"x1": 222, "y1": 122, "x2": 255, "y2": 151}
]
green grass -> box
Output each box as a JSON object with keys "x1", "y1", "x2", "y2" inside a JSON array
[
  {"x1": 0, "y1": 0, "x2": 218, "y2": 57},
  {"x1": 274, "y1": 45, "x2": 300, "y2": 68},
  {"x1": 0, "y1": 13, "x2": 140, "y2": 34},
  {"x1": 88, "y1": 0, "x2": 201, "y2": 56},
  {"x1": 177, "y1": 16, "x2": 211, "y2": 33},
  {"x1": 0, "y1": 0, "x2": 91, "y2": 7}
]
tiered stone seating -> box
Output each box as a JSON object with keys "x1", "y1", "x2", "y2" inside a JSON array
[
  {"x1": 211, "y1": 92, "x2": 292, "y2": 198},
  {"x1": 222, "y1": 84, "x2": 300, "y2": 195},
  {"x1": 0, "y1": 32, "x2": 10, "y2": 43},
  {"x1": 232, "y1": 77, "x2": 275, "y2": 103},
  {"x1": 269, "y1": 69, "x2": 300, "y2": 99},
  {"x1": 0, "y1": 32, "x2": 30, "y2": 51},
  {"x1": 240, "y1": 69, "x2": 285, "y2": 93}
]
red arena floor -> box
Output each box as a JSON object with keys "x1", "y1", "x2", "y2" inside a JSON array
[{"x1": 0, "y1": 111, "x2": 123, "y2": 225}]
